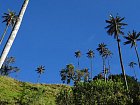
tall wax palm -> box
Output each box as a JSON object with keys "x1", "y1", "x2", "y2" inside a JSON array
[
  {"x1": 104, "y1": 49, "x2": 113, "y2": 74},
  {"x1": 86, "y1": 49, "x2": 94, "y2": 79},
  {"x1": 96, "y1": 43, "x2": 107, "y2": 56},
  {"x1": 104, "y1": 49, "x2": 113, "y2": 81},
  {"x1": 75, "y1": 50, "x2": 81, "y2": 69},
  {"x1": 0, "y1": 0, "x2": 29, "y2": 69},
  {"x1": 36, "y1": 65, "x2": 45, "y2": 83},
  {"x1": 96, "y1": 43, "x2": 107, "y2": 81},
  {"x1": 124, "y1": 30, "x2": 140, "y2": 68},
  {"x1": 105, "y1": 14, "x2": 128, "y2": 90},
  {"x1": 0, "y1": 10, "x2": 18, "y2": 45},
  {"x1": 129, "y1": 61, "x2": 137, "y2": 80}
]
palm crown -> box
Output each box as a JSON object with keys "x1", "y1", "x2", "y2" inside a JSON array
[
  {"x1": 105, "y1": 15, "x2": 127, "y2": 39},
  {"x1": 2, "y1": 10, "x2": 18, "y2": 26},
  {"x1": 36, "y1": 65, "x2": 45, "y2": 74},
  {"x1": 124, "y1": 30, "x2": 140, "y2": 48},
  {"x1": 0, "y1": 10, "x2": 18, "y2": 45},
  {"x1": 75, "y1": 50, "x2": 81, "y2": 58},
  {"x1": 129, "y1": 61, "x2": 137, "y2": 68},
  {"x1": 96, "y1": 43, "x2": 107, "y2": 57},
  {"x1": 86, "y1": 49, "x2": 94, "y2": 58},
  {"x1": 104, "y1": 49, "x2": 113, "y2": 59}
]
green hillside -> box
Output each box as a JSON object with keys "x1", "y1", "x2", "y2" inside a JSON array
[
  {"x1": 1, "y1": 75, "x2": 140, "y2": 105},
  {"x1": 0, "y1": 76, "x2": 68, "y2": 105}
]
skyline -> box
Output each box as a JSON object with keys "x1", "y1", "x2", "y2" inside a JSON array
[{"x1": 0, "y1": 0, "x2": 140, "y2": 84}]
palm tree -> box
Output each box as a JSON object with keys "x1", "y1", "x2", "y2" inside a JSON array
[
  {"x1": 96, "y1": 43, "x2": 107, "y2": 56},
  {"x1": 0, "y1": 0, "x2": 29, "y2": 69},
  {"x1": 97, "y1": 43, "x2": 108, "y2": 81},
  {"x1": 86, "y1": 49, "x2": 94, "y2": 79},
  {"x1": 105, "y1": 14, "x2": 128, "y2": 90},
  {"x1": 36, "y1": 65, "x2": 45, "y2": 83},
  {"x1": 104, "y1": 49, "x2": 113, "y2": 74},
  {"x1": 103, "y1": 49, "x2": 113, "y2": 81},
  {"x1": 75, "y1": 50, "x2": 81, "y2": 69},
  {"x1": 124, "y1": 30, "x2": 140, "y2": 68},
  {"x1": 0, "y1": 10, "x2": 18, "y2": 45},
  {"x1": 129, "y1": 61, "x2": 137, "y2": 80}
]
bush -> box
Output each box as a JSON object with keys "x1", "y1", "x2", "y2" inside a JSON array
[{"x1": 56, "y1": 80, "x2": 134, "y2": 105}]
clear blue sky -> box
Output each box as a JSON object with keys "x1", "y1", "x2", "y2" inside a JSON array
[{"x1": 0, "y1": 0, "x2": 140, "y2": 84}]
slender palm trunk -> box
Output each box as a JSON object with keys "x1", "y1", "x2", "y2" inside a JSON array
[
  {"x1": 134, "y1": 45, "x2": 140, "y2": 68},
  {"x1": 77, "y1": 57, "x2": 80, "y2": 69},
  {"x1": 0, "y1": 25, "x2": 9, "y2": 45},
  {"x1": 108, "y1": 59, "x2": 112, "y2": 80},
  {"x1": 37, "y1": 74, "x2": 41, "y2": 83},
  {"x1": 0, "y1": 0, "x2": 29, "y2": 69},
  {"x1": 90, "y1": 58, "x2": 93, "y2": 79},
  {"x1": 102, "y1": 57, "x2": 106, "y2": 82},
  {"x1": 108, "y1": 59, "x2": 110, "y2": 72},
  {"x1": 108, "y1": 58, "x2": 112, "y2": 80},
  {"x1": 133, "y1": 68, "x2": 137, "y2": 80},
  {"x1": 117, "y1": 37, "x2": 128, "y2": 90}
]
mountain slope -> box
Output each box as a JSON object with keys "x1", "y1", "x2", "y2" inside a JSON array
[{"x1": 0, "y1": 76, "x2": 68, "y2": 105}]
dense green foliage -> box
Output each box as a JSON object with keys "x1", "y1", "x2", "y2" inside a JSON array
[
  {"x1": 1, "y1": 70, "x2": 140, "y2": 105},
  {"x1": 0, "y1": 76, "x2": 69, "y2": 105},
  {"x1": 60, "y1": 64, "x2": 89, "y2": 84},
  {"x1": 56, "y1": 74, "x2": 140, "y2": 105}
]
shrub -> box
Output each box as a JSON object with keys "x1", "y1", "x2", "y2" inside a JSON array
[{"x1": 56, "y1": 80, "x2": 134, "y2": 105}]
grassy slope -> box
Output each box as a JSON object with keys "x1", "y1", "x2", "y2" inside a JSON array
[{"x1": 0, "y1": 76, "x2": 69, "y2": 105}]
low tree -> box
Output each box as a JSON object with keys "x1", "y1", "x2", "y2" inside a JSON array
[
  {"x1": 60, "y1": 64, "x2": 75, "y2": 84},
  {"x1": 60, "y1": 64, "x2": 89, "y2": 84},
  {"x1": 0, "y1": 56, "x2": 19, "y2": 76},
  {"x1": 83, "y1": 68, "x2": 89, "y2": 82},
  {"x1": 75, "y1": 68, "x2": 89, "y2": 83}
]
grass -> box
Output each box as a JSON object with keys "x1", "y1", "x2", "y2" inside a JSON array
[{"x1": 0, "y1": 76, "x2": 69, "y2": 105}]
